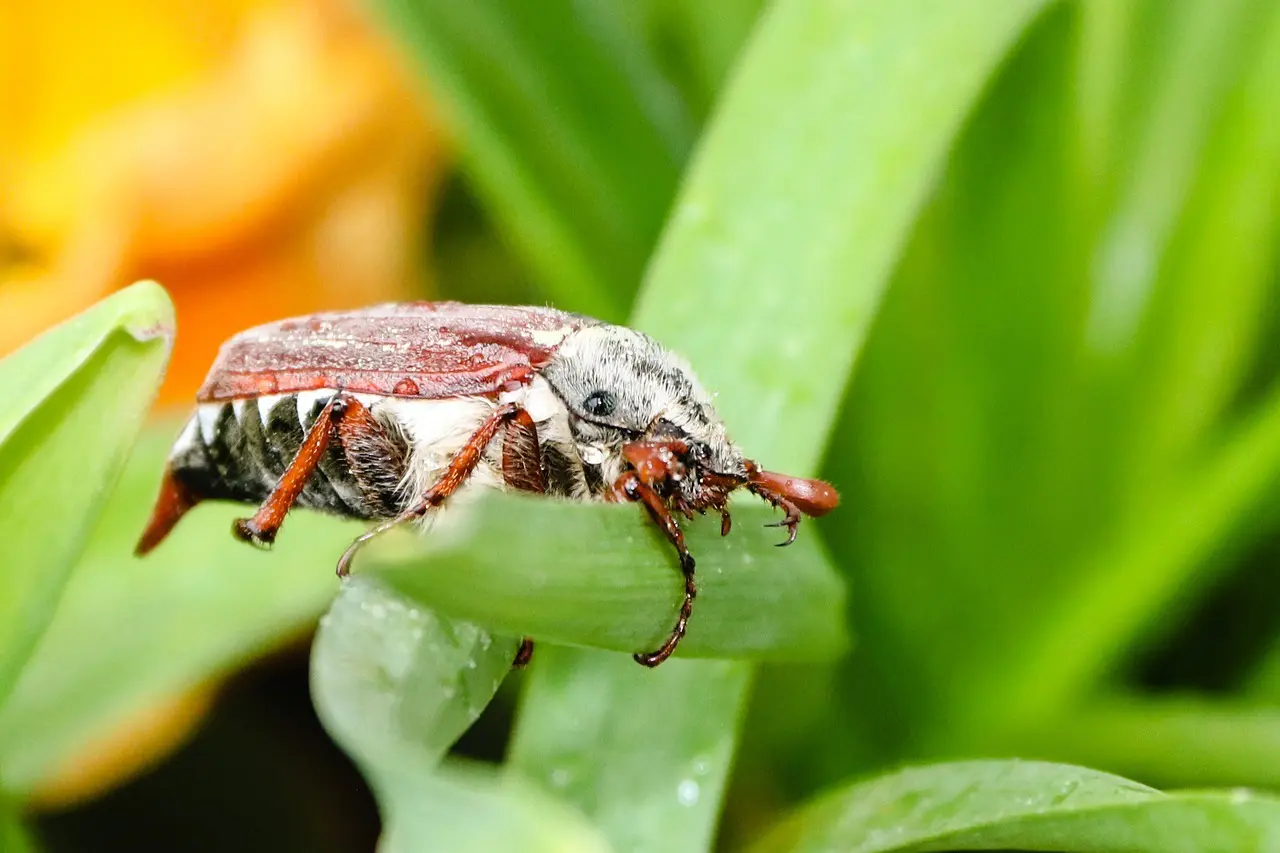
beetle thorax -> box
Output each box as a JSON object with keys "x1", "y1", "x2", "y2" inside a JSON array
[{"x1": 539, "y1": 325, "x2": 747, "y2": 497}]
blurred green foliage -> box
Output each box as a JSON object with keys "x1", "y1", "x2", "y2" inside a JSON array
[{"x1": 7, "y1": 0, "x2": 1280, "y2": 850}]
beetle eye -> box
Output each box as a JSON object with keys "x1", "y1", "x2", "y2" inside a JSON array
[{"x1": 582, "y1": 390, "x2": 617, "y2": 418}]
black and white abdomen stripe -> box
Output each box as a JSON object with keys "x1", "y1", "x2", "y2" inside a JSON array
[{"x1": 166, "y1": 391, "x2": 408, "y2": 520}]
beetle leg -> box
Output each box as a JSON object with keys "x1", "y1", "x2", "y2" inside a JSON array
[
  {"x1": 337, "y1": 395, "x2": 410, "y2": 518},
  {"x1": 615, "y1": 470, "x2": 697, "y2": 667},
  {"x1": 500, "y1": 407, "x2": 545, "y2": 670},
  {"x1": 335, "y1": 402, "x2": 523, "y2": 577},
  {"x1": 749, "y1": 483, "x2": 802, "y2": 547},
  {"x1": 514, "y1": 637, "x2": 535, "y2": 668},
  {"x1": 232, "y1": 394, "x2": 352, "y2": 548}
]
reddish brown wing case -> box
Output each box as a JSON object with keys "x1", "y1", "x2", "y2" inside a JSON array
[{"x1": 197, "y1": 302, "x2": 593, "y2": 402}]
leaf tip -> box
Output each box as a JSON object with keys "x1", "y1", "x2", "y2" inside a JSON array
[{"x1": 116, "y1": 280, "x2": 177, "y2": 350}]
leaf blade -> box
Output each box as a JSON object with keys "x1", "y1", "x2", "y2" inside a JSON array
[
  {"x1": 368, "y1": 494, "x2": 847, "y2": 661},
  {"x1": 751, "y1": 760, "x2": 1280, "y2": 853},
  {"x1": 0, "y1": 281, "x2": 173, "y2": 709}
]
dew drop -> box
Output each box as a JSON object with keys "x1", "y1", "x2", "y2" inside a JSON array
[
  {"x1": 677, "y1": 779, "x2": 699, "y2": 807},
  {"x1": 550, "y1": 768, "x2": 571, "y2": 789}
]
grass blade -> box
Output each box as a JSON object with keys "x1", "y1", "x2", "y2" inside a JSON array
[{"x1": 370, "y1": 0, "x2": 693, "y2": 319}]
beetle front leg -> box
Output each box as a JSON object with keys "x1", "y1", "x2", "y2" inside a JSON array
[
  {"x1": 335, "y1": 402, "x2": 523, "y2": 577},
  {"x1": 232, "y1": 393, "x2": 352, "y2": 548},
  {"x1": 614, "y1": 470, "x2": 697, "y2": 667}
]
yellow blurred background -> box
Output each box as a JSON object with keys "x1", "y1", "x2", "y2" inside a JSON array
[{"x1": 0, "y1": 0, "x2": 447, "y2": 407}]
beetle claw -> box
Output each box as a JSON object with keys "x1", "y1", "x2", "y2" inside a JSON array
[{"x1": 763, "y1": 518, "x2": 799, "y2": 546}]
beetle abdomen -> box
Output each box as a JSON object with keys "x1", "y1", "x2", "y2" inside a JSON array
[{"x1": 166, "y1": 392, "x2": 408, "y2": 520}]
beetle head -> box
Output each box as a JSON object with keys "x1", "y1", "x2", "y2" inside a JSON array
[{"x1": 540, "y1": 325, "x2": 748, "y2": 496}]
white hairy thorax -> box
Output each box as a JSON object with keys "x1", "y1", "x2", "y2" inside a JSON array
[{"x1": 175, "y1": 376, "x2": 581, "y2": 527}]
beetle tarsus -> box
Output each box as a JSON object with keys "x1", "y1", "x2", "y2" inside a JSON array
[
  {"x1": 514, "y1": 637, "x2": 535, "y2": 668},
  {"x1": 615, "y1": 470, "x2": 698, "y2": 666},
  {"x1": 751, "y1": 482, "x2": 802, "y2": 546},
  {"x1": 232, "y1": 517, "x2": 276, "y2": 549},
  {"x1": 634, "y1": 555, "x2": 696, "y2": 667}
]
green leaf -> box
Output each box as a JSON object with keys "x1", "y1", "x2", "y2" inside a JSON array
[
  {"x1": 509, "y1": 647, "x2": 749, "y2": 853},
  {"x1": 366, "y1": 494, "x2": 846, "y2": 661},
  {"x1": 310, "y1": 575, "x2": 516, "y2": 785},
  {"x1": 310, "y1": 576, "x2": 601, "y2": 851},
  {"x1": 0, "y1": 281, "x2": 173, "y2": 709},
  {"x1": 751, "y1": 760, "x2": 1280, "y2": 853},
  {"x1": 371, "y1": 0, "x2": 693, "y2": 320},
  {"x1": 0, "y1": 423, "x2": 359, "y2": 795},
  {"x1": 379, "y1": 761, "x2": 613, "y2": 853}
]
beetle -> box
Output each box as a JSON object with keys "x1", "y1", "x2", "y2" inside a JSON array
[{"x1": 136, "y1": 302, "x2": 839, "y2": 666}]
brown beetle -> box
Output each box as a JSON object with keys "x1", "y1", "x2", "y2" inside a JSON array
[{"x1": 137, "y1": 302, "x2": 838, "y2": 665}]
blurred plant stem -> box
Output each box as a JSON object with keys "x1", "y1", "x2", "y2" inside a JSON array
[{"x1": 1020, "y1": 694, "x2": 1280, "y2": 790}]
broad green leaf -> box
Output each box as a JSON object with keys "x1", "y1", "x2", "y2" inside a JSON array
[
  {"x1": 370, "y1": 0, "x2": 693, "y2": 320},
  {"x1": 751, "y1": 760, "x2": 1280, "y2": 853},
  {"x1": 366, "y1": 494, "x2": 847, "y2": 661},
  {"x1": 0, "y1": 281, "x2": 173, "y2": 708},
  {"x1": 0, "y1": 424, "x2": 359, "y2": 795},
  {"x1": 311, "y1": 577, "x2": 585, "y2": 851},
  {"x1": 310, "y1": 575, "x2": 516, "y2": 784},
  {"x1": 512, "y1": 0, "x2": 1055, "y2": 850},
  {"x1": 510, "y1": 647, "x2": 748, "y2": 853},
  {"x1": 379, "y1": 761, "x2": 613, "y2": 853}
]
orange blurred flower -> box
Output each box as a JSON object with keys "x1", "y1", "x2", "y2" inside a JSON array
[{"x1": 0, "y1": 0, "x2": 449, "y2": 406}]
